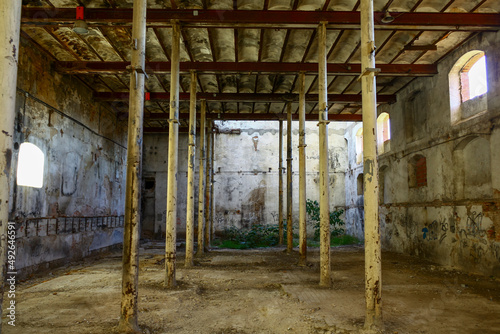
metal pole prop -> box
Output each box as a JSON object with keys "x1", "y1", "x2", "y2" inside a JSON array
[
  {"x1": 286, "y1": 103, "x2": 293, "y2": 253},
  {"x1": 0, "y1": 1, "x2": 22, "y2": 332},
  {"x1": 119, "y1": 0, "x2": 147, "y2": 330},
  {"x1": 165, "y1": 20, "x2": 181, "y2": 288},
  {"x1": 298, "y1": 72, "x2": 307, "y2": 266},
  {"x1": 318, "y1": 22, "x2": 331, "y2": 287},
  {"x1": 185, "y1": 70, "x2": 197, "y2": 268},
  {"x1": 196, "y1": 100, "x2": 206, "y2": 257},
  {"x1": 361, "y1": 0, "x2": 382, "y2": 329},
  {"x1": 278, "y1": 120, "x2": 284, "y2": 245}
]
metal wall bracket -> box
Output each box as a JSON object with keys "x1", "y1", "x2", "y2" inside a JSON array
[
  {"x1": 126, "y1": 65, "x2": 150, "y2": 89},
  {"x1": 357, "y1": 67, "x2": 381, "y2": 81}
]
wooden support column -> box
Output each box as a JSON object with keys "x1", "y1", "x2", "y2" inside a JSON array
[
  {"x1": 119, "y1": 0, "x2": 147, "y2": 331},
  {"x1": 278, "y1": 120, "x2": 284, "y2": 245},
  {"x1": 361, "y1": 0, "x2": 382, "y2": 329},
  {"x1": 0, "y1": 1, "x2": 22, "y2": 331},
  {"x1": 185, "y1": 70, "x2": 197, "y2": 268},
  {"x1": 165, "y1": 20, "x2": 180, "y2": 289},
  {"x1": 318, "y1": 22, "x2": 331, "y2": 287},
  {"x1": 204, "y1": 120, "x2": 212, "y2": 250},
  {"x1": 196, "y1": 100, "x2": 206, "y2": 257},
  {"x1": 286, "y1": 102, "x2": 293, "y2": 253},
  {"x1": 298, "y1": 72, "x2": 307, "y2": 266}
]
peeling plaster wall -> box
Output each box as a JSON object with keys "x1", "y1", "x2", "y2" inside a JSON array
[
  {"x1": 9, "y1": 37, "x2": 127, "y2": 273},
  {"x1": 345, "y1": 31, "x2": 500, "y2": 276},
  {"x1": 144, "y1": 120, "x2": 349, "y2": 238}
]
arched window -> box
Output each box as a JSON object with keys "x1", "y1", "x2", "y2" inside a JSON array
[
  {"x1": 460, "y1": 53, "x2": 487, "y2": 102},
  {"x1": 377, "y1": 112, "x2": 391, "y2": 153},
  {"x1": 16, "y1": 142, "x2": 45, "y2": 188},
  {"x1": 355, "y1": 128, "x2": 363, "y2": 164},
  {"x1": 449, "y1": 50, "x2": 488, "y2": 124}
]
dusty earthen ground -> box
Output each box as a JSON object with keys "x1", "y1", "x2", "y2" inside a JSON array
[{"x1": 3, "y1": 244, "x2": 500, "y2": 334}]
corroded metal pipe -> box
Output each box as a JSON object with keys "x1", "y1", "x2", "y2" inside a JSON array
[
  {"x1": 204, "y1": 121, "x2": 212, "y2": 249},
  {"x1": 209, "y1": 129, "x2": 215, "y2": 242},
  {"x1": 196, "y1": 100, "x2": 206, "y2": 257},
  {"x1": 286, "y1": 102, "x2": 293, "y2": 253},
  {"x1": 165, "y1": 20, "x2": 180, "y2": 289},
  {"x1": 318, "y1": 22, "x2": 331, "y2": 287},
  {"x1": 298, "y1": 72, "x2": 307, "y2": 266},
  {"x1": 0, "y1": 1, "x2": 22, "y2": 332},
  {"x1": 119, "y1": 0, "x2": 146, "y2": 331},
  {"x1": 185, "y1": 70, "x2": 197, "y2": 268},
  {"x1": 278, "y1": 120, "x2": 284, "y2": 245},
  {"x1": 361, "y1": 0, "x2": 382, "y2": 329}
]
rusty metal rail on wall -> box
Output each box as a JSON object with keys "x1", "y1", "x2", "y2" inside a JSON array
[{"x1": 19, "y1": 215, "x2": 125, "y2": 238}]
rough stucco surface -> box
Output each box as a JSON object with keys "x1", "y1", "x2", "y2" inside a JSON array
[
  {"x1": 345, "y1": 31, "x2": 500, "y2": 276},
  {"x1": 10, "y1": 37, "x2": 127, "y2": 273},
  {"x1": 143, "y1": 120, "x2": 350, "y2": 237}
]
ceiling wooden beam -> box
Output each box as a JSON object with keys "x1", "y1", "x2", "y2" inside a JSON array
[
  {"x1": 21, "y1": 8, "x2": 500, "y2": 31},
  {"x1": 56, "y1": 61, "x2": 437, "y2": 76},
  {"x1": 96, "y1": 92, "x2": 396, "y2": 103}
]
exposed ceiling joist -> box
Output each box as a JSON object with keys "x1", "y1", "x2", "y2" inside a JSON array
[
  {"x1": 96, "y1": 92, "x2": 396, "y2": 103},
  {"x1": 56, "y1": 61, "x2": 437, "y2": 76},
  {"x1": 21, "y1": 9, "x2": 500, "y2": 31}
]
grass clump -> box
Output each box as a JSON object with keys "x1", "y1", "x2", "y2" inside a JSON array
[{"x1": 215, "y1": 224, "x2": 282, "y2": 249}]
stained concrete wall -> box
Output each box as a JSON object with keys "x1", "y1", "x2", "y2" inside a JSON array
[
  {"x1": 144, "y1": 120, "x2": 350, "y2": 238},
  {"x1": 9, "y1": 37, "x2": 127, "y2": 273},
  {"x1": 345, "y1": 31, "x2": 500, "y2": 276}
]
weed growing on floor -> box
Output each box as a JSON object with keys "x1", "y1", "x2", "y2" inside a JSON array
[
  {"x1": 305, "y1": 234, "x2": 361, "y2": 247},
  {"x1": 215, "y1": 223, "x2": 284, "y2": 249},
  {"x1": 306, "y1": 199, "x2": 345, "y2": 240}
]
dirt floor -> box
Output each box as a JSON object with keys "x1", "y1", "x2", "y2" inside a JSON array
[{"x1": 3, "y1": 244, "x2": 500, "y2": 334}]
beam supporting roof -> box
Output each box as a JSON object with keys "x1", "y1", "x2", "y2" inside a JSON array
[
  {"x1": 56, "y1": 61, "x2": 437, "y2": 76},
  {"x1": 140, "y1": 112, "x2": 363, "y2": 122},
  {"x1": 21, "y1": 9, "x2": 500, "y2": 31},
  {"x1": 96, "y1": 92, "x2": 397, "y2": 103}
]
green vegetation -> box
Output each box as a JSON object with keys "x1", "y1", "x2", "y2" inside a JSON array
[
  {"x1": 213, "y1": 200, "x2": 359, "y2": 249},
  {"x1": 213, "y1": 224, "x2": 283, "y2": 249},
  {"x1": 306, "y1": 199, "x2": 345, "y2": 240}
]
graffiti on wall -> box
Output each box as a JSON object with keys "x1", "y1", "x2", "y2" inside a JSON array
[
  {"x1": 422, "y1": 217, "x2": 447, "y2": 244},
  {"x1": 461, "y1": 211, "x2": 487, "y2": 242}
]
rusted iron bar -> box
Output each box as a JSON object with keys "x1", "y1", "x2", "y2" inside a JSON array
[
  {"x1": 142, "y1": 113, "x2": 363, "y2": 124},
  {"x1": 118, "y1": 0, "x2": 147, "y2": 331},
  {"x1": 56, "y1": 61, "x2": 437, "y2": 76},
  {"x1": 318, "y1": 22, "x2": 331, "y2": 288},
  {"x1": 209, "y1": 128, "x2": 215, "y2": 243},
  {"x1": 298, "y1": 72, "x2": 307, "y2": 266},
  {"x1": 22, "y1": 8, "x2": 500, "y2": 31},
  {"x1": 361, "y1": 0, "x2": 382, "y2": 329},
  {"x1": 286, "y1": 103, "x2": 293, "y2": 253},
  {"x1": 278, "y1": 120, "x2": 284, "y2": 246},
  {"x1": 196, "y1": 101, "x2": 206, "y2": 257},
  {"x1": 165, "y1": 20, "x2": 181, "y2": 289},
  {"x1": 204, "y1": 121, "x2": 212, "y2": 249},
  {"x1": 185, "y1": 70, "x2": 197, "y2": 268},
  {"x1": 96, "y1": 92, "x2": 396, "y2": 104},
  {"x1": 0, "y1": 2, "x2": 22, "y2": 330}
]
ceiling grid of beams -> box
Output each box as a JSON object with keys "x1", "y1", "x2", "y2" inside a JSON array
[{"x1": 20, "y1": 0, "x2": 500, "y2": 131}]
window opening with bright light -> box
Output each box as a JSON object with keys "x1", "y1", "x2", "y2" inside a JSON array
[
  {"x1": 17, "y1": 143, "x2": 45, "y2": 188},
  {"x1": 460, "y1": 53, "x2": 488, "y2": 102}
]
